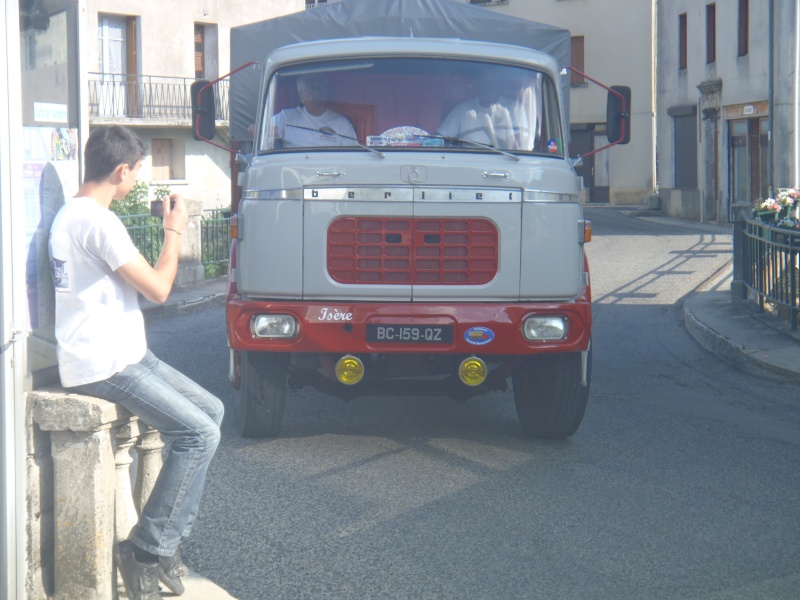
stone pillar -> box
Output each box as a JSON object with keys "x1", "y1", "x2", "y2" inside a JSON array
[
  {"x1": 31, "y1": 390, "x2": 134, "y2": 600},
  {"x1": 25, "y1": 402, "x2": 54, "y2": 600},
  {"x1": 114, "y1": 421, "x2": 141, "y2": 542},
  {"x1": 177, "y1": 197, "x2": 206, "y2": 286},
  {"x1": 49, "y1": 428, "x2": 116, "y2": 600},
  {"x1": 731, "y1": 218, "x2": 748, "y2": 302},
  {"x1": 697, "y1": 79, "x2": 722, "y2": 223},
  {"x1": 134, "y1": 428, "x2": 164, "y2": 513}
]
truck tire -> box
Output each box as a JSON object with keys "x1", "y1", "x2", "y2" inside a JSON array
[
  {"x1": 512, "y1": 347, "x2": 591, "y2": 440},
  {"x1": 237, "y1": 351, "x2": 289, "y2": 438}
]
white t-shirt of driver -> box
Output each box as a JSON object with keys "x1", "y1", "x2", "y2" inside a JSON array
[
  {"x1": 49, "y1": 197, "x2": 147, "y2": 387},
  {"x1": 271, "y1": 106, "x2": 357, "y2": 148}
]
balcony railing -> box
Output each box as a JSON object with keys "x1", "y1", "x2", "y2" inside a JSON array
[{"x1": 88, "y1": 73, "x2": 229, "y2": 121}]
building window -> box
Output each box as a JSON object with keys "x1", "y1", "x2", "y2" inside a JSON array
[
  {"x1": 570, "y1": 36, "x2": 585, "y2": 86},
  {"x1": 305, "y1": 0, "x2": 327, "y2": 8},
  {"x1": 151, "y1": 138, "x2": 172, "y2": 180},
  {"x1": 194, "y1": 24, "x2": 205, "y2": 79},
  {"x1": 97, "y1": 14, "x2": 138, "y2": 116},
  {"x1": 98, "y1": 15, "x2": 126, "y2": 76},
  {"x1": 679, "y1": 13, "x2": 688, "y2": 71},
  {"x1": 151, "y1": 138, "x2": 185, "y2": 181},
  {"x1": 738, "y1": 0, "x2": 749, "y2": 57},
  {"x1": 193, "y1": 24, "x2": 218, "y2": 81},
  {"x1": 706, "y1": 4, "x2": 716, "y2": 64}
]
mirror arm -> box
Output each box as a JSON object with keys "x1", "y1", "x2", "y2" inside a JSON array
[
  {"x1": 194, "y1": 61, "x2": 261, "y2": 154},
  {"x1": 566, "y1": 66, "x2": 629, "y2": 153}
]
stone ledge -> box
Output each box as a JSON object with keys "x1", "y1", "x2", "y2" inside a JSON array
[{"x1": 30, "y1": 387, "x2": 133, "y2": 432}]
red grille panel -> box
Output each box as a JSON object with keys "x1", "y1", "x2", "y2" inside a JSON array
[{"x1": 327, "y1": 217, "x2": 498, "y2": 285}]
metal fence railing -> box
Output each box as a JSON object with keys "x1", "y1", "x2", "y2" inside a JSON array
[
  {"x1": 201, "y1": 209, "x2": 232, "y2": 265},
  {"x1": 120, "y1": 214, "x2": 164, "y2": 266},
  {"x1": 88, "y1": 74, "x2": 229, "y2": 121},
  {"x1": 742, "y1": 218, "x2": 800, "y2": 330},
  {"x1": 120, "y1": 211, "x2": 231, "y2": 271}
]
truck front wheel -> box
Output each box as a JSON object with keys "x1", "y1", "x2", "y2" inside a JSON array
[
  {"x1": 512, "y1": 347, "x2": 591, "y2": 440},
  {"x1": 237, "y1": 350, "x2": 289, "y2": 438}
]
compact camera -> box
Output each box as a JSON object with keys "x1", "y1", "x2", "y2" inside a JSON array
[{"x1": 150, "y1": 198, "x2": 175, "y2": 218}]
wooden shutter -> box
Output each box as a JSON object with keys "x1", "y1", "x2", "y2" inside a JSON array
[{"x1": 151, "y1": 139, "x2": 172, "y2": 181}]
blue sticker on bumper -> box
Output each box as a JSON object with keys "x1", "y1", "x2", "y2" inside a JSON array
[{"x1": 464, "y1": 326, "x2": 495, "y2": 345}]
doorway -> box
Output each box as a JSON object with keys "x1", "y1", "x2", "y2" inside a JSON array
[
  {"x1": 570, "y1": 126, "x2": 609, "y2": 203},
  {"x1": 729, "y1": 117, "x2": 769, "y2": 205}
]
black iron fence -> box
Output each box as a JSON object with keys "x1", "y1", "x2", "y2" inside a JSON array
[
  {"x1": 200, "y1": 209, "x2": 232, "y2": 265},
  {"x1": 120, "y1": 214, "x2": 164, "y2": 265},
  {"x1": 120, "y1": 211, "x2": 231, "y2": 271},
  {"x1": 88, "y1": 74, "x2": 229, "y2": 121},
  {"x1": 741, "y1": 218, "x2": 799, "y2": 330}
]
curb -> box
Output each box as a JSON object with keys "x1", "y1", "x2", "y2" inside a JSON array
[{"x1": 683, "y1": 296, "x2": 800, "y2": 384}]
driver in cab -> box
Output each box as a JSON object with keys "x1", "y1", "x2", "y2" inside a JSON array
[{"x1": 270, "y1": 74, "x2": 357, "y2": 148}]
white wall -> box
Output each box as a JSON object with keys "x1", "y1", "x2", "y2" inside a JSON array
[
  {"x1": 84, "y1": 0, "x2": 304, "y2": 77},
  {"x1": 482, "y1": 0, "x2": 656, "y2": 204},
  {"x1": 84, "y1": 0, "x2": 306, "y2": 210}
]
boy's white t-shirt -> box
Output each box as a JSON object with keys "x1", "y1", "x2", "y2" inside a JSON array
[{"x1": 49, "y1": 197, "x2": 147, "y2": 387}]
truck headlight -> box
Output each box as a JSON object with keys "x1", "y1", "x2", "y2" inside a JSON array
[
  {"x1": 522, "y1": 316, "x2": 567, "y2": 341},
  {"x1": 251, "y1": 314, "x2": 298, "y2": 338}
]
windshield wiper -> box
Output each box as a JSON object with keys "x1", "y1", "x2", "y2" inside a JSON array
[
  {"x1": 418, "y1": 134, "x2": 520, "y2": 162},
  {"x1": 284, "y1": 124, "x2": 384, "y2": 158}
]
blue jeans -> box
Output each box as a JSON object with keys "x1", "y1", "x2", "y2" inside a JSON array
[{"x1": 73, "y1": 350, "x2": 224, "y2": 557}]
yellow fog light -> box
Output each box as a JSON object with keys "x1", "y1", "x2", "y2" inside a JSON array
[
  {"x1": 335, "y1": 355, "x2": 364, "y2": 385},
  {"x1": 458, "y1": 357, "x2": 487, "y2": 386}
]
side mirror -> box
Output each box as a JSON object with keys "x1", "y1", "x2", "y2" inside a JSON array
[
  {"x1": 606, "y1": 85, "x2": 631, "y2": 145},
  {"x1": 191, "y1": 80, "x2": 216, "y2": 141}
]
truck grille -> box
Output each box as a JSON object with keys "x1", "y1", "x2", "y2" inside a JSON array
[{"x1": 327, "y1": 217, "x2": 498, "y2": 285}]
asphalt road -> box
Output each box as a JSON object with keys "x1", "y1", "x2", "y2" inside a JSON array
[{"x1": 146, "y1": 208, "x2": 800, "y2": 599}]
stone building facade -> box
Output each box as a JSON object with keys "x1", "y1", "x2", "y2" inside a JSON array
[{"x1": 657, "y1": 0, "x2": 799, "y2": 222}]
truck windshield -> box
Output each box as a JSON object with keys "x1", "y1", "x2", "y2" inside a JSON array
[{"x1": 258, "y1": 57, "x2": 564, "y2": 157}]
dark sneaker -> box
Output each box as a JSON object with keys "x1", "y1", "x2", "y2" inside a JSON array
[
  {"x1": 116, "y1": 540, "x2": 162, "y2": 600},
  {"x1": 158, "y1": 546, "x2": 187, "y2": 596}
]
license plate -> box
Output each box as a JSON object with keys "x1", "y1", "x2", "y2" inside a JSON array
[{"x1": 366, "y1": 324, "x2": 453, "y2": 344}]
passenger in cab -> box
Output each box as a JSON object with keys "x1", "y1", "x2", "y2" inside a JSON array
[{"x1": 436, "y1": 67, "x2": 528, "y2": 150}]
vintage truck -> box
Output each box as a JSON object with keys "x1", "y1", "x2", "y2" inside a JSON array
[{"x1": 193, "y1": 0, "x2": 629, "y2": 439}]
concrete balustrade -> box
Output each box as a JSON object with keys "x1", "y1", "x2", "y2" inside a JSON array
[{"x1": 27, "y1": 388, "x2": 164, "y2": 600}]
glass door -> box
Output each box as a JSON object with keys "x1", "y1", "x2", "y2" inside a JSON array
[
  {"x1": 730, "y1": 117, "x2": 769, "y2": 205},
  {"x1": 98, "y1": 15, "x2": 126, "y2": 116}
]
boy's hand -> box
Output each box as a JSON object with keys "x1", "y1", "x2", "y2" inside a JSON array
[{"x1": 161, "y1": 194, "x2": 188, "y2": 234}]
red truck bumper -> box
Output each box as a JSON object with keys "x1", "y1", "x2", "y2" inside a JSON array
[{"x1": 227, "y1": 299, "x2": 591, "y2": 355}]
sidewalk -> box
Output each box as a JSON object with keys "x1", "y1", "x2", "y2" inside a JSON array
[
  {"x1": 176, "y1": 571, "x2": 237, "y2": 600},
  {"x1": 683, "y1": 270, "x2": 800, "y2": 383},
  {"x1": 621, "y1": 208, "x2": 800, "y2": 382}
]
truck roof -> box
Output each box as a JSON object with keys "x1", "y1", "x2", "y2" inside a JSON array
[{"x1": 229, "y1": 0, "x2": 571, "y2": 142}]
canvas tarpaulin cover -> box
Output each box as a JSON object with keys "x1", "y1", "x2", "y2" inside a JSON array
[{"x1": 229, "y1": 0, "x2": 570, "y2": 142}]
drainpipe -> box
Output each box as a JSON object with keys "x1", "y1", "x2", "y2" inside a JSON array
[
  {"x1": 652, "y1": 0, "x2": 659, "y2": 198},
  {"x1": 795, "y1": 0, "x2": 800, "y2": 183},
  {"x1": 768, "y1": 0, "x2": 774, "y2": 193}
]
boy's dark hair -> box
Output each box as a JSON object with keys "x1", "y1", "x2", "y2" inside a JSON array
[{"x1": 83, "y1": 125, "x2": 146, "y2": 183}]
